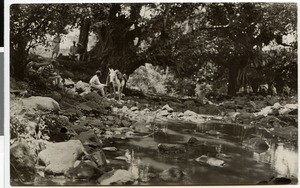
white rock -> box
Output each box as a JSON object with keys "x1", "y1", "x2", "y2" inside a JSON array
[
  {"x1": 64, "y1": 78, "x2": 75, "y2": 86},
  {"x1": 284, "y1": 104, "x2": 298, "y2": 110},
  {"x1": 184, "y1": 110, "x2": 197, "y2": 116},
  {"x1": 279, "y1": 108, "x2": 292, "y2": 115},
  {"x1": 195, "y1": 155, "x2": 225, "y2": 167},
  {"x1": 130, "y1": 106, "x2": 138, "y2": 111},
  {"x1": 38, "y1": 140, "x2": 85, "y2": 174},
  {"x1": 22, "y1": 96, "x2": 60, "y2": 111},
  {"x1": 273, "y1": 103, "x2": 282, "y2": 109},
  {"x1": 75, "y1": 80, "x2": 90, "y2": 91},
  {"x1": 125, "y1": 131, "x2": 134, "y2": 138},
  {"x1": 256, "y1": 106, "x2": 273, "y2": 116},
  {"x1": 122, "y1": 106, "x2": 129, "y2": 113},
  {"x1": 177, "y1": 112, "x2": 184, "y2": 117},
  {"x1": 159, "y1": 110, "x2": 169, "y2": 117},
  {"x1": 98, "y1": 169, "x2": 136, "y2": 185},
  {"x1": 103, "y1": 147, "x2": 117, "y2": 152},
  {"x1": 162, "y1": 104, "x2": 173, "y2": 112}
]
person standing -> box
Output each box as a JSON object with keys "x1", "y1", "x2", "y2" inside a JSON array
[
  {"x1": 89, "y1": 70, "x2": 106, "y2": 97},
  {"x1": 52, "y1": 33, "x2": 61, "y2": 59}
]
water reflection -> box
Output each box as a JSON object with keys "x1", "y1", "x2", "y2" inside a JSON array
[{"x1": 253, "y1": 142, "x2": 297, "y2": 178}]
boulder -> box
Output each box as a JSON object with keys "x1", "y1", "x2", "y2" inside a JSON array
[
  {"x1": 121, "y1": 106, "x2": 129, "y2": 113},
  {"x1": 162, "y1": 104, "x2": 173, "y2": 112},
  {"x1": 256, "y1": 106, "x2": 273, "y2": 116},
  {"x1": 132, "y1": 122, "x2": 150, "y2": 134},
  {"x1": 266, "y1": 96, "x2": 280, "y2": 106},
  {"x1": 158, "y1": 143, "x2": 186, "y2": 155},
  {"x1": 72, "y1": 124, "x2": 90, "y2": 134},
  {"x1": 121, "y1": 120, "x2": 131, "y2": 127},
  {"x1": 97, "y1": 169, "x2": 136, "y2": 185},
  {"x1": 38, "y1": 140, "x2": 85, "y2": 175},
  {"x1": 246, "y1": 101, "x2": 257, "y2": 110},
  {"x1": 65, "y1": 161, "x2": 104, "y2": 180},
  {"x1": 102, "y1": 147, "x2": 117, "y2": 152},
  {"x1": 198, "y1": 104, "x2": 221, "y2": 115},
  {"x1": 177, "y1": 112, "x2": 184, "y2": 117},
  {"x1": 206, "y1": 130, "x2": 221, "y2": 136},
  {"x1": 84, "y1": 150, "x2": 107, "y2": 166},
  {"x1": 220, "y1": 101, "x2": 236, "y2": 110},
  {"x1": 159, "y1": 167, "x2": 184, "y2": 182},
  {"x1": 130, "y1": 106, "x2": 138, "y2": 111},
  {"x1": 257, "y1": 116, "x2": 288, "y2": 128},
  {"x1": 77, "y1": 130, "x2": 103, "y2": 153},
  {"x1": 183, "y1": 110, "x2": 197, "y2": 116},
  {"x1": 235, "y1": 112, "x2": 255, "y2": 124},
  {"x1": 10, "y1": 139, "x2": 36, "y2": 182},
  {"x1": 195, "y1": 155, "x2": 225, "y2": 167},
  {"x1": 158, "y1": 110, "x2": 170, "y2": 117},
  {"x1": 271, "y1": 126, "x2": 298, "y2": 141},
  {"x1": 88, "y1": 119, "x2": 105, "y2": 129},
  {"x1": 22, "y1": 96, "x2": 60, "y2": 111},
  {"x1": 75, "y1": 81, "x2": 90, "y2": 92},
  {"x1": 40, "y1": 114, "x2": 75, "y2": 142},
  {"x1": 242, "y1": 137, "x2": 269, "y2": 153},
  {"x1": 183, "y1": 100, "x2": 195, "y2": 107}
]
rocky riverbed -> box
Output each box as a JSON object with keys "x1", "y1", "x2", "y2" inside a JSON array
[{"x1": 10, "y1": 79, "x2": 298, "y2": 185}]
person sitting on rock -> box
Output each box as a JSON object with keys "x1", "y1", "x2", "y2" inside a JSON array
[
  {"x1": 69, "y1": 41, "x2": 77, "y2": 60},
  {"x1": 89, "y1": 70, "x2": 106, "y2": 97},
  {"x1": 40, "y1": 59, "x2": 62, "y2": 87}
]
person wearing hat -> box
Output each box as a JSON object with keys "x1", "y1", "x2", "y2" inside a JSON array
[{"x1": 89, "y1": 70, "x2": 106, "y2": 97}]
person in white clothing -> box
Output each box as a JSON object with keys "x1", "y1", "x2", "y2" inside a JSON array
[{"x1": 89, "y1": 70, "x2": 106, "y2": 97}]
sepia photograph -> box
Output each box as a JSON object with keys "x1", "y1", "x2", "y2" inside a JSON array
[{"x1": 9, "y1": 3, "x2": 297, "y2": 186}]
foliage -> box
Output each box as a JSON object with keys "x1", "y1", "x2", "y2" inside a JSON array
[
  {"x1": 10, "y1": 3, "x2": 297, "y2": 96},
  {"x1": 10, "y1": 4, "x2": 75, "y2": 79},
  {"x1": 127, "y1": 63, "x2": 171, "y2": 94}
]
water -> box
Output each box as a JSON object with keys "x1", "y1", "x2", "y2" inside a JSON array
[
  {"x1": 32, "y1": 120, "x2": 298, "y2": 185},
  {"x1": 110, "y1": 121, "x2": 298, "y2": 185}
]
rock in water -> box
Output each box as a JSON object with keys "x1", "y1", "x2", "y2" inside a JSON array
[
  {"x1": 97, "y1": 169, "x2": 136, "y2": 185},
  {"x1": 77, "y1": 130, "x2": 103, "y2": 153},
  {"x1": 158, "y1": 143, "x2": 186, "y2": 155},
  {"x1": 22, "y1": 96, "x2": 60, "y2": 111},
  {"x1": 195, "y1": 155, "x2": 225, "y2": 167},
  {"x1": 89, "y1": 150, "x2": 107, "y2": 166},
  {"x1": 102, "y1": 147, "x2": 117, "y2": 152},
  {"x1": 271, "y1": 126, "x2": 298, "y2": 141},
  {"x1": 242, "y1": 137, "x2": 269, "y2": 153},
  {"x1": 65, "y1": 161, "x2": 104, "y2": 180},
  {"x1": 159, "y1": 167, "x2": 184, "y2": 182},
  {"x1": 38, "y1": 140, "x2": 85, "y2": 175}
]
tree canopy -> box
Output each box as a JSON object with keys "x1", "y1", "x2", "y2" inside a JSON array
[{"x1": 10, "y1": 3, "x2": 297, "y2": 95}]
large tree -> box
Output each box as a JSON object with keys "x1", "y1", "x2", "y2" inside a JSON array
[{"x1": 10, "y1": 4, "x2": 75, "y2": 79}]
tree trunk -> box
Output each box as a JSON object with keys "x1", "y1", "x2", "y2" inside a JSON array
[
  {"x1": 227, "y1": 67, "x2": 239, "y2": 96},
  {"x1": 78, "y1": 18, "x2": 91, "y2": 60},
  {"x1": 11, "y1": 40, "x2": 28, "y2": 79}
]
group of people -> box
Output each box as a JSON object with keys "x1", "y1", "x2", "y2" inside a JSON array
[
  {"x1": 26, "y1": 57, "x2": 126, "y2": 99},
  {"x1": 51, "y1": 33, "x2": 85, "y2": 61},
  {"x1": 26, "y1": 59, "x2": 61, "y2": 88},
  {"x1": 69, "y1": 41, "x2": 85, "y2": 61},
  {"x1": 238, "y1": 83, "x2": 291, "y2": 97}
]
